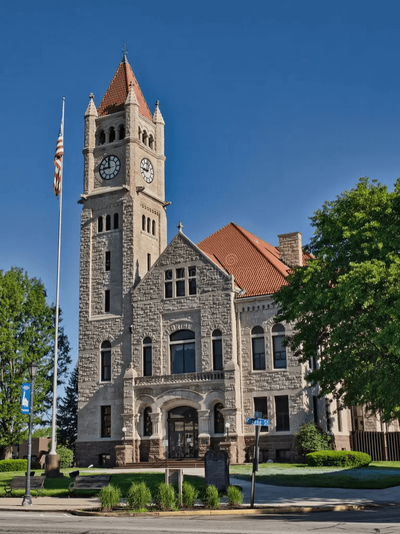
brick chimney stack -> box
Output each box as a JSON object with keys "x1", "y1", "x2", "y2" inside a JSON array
[{"x1": 277, "y1": 232, "x2": 302, "y2": 268}]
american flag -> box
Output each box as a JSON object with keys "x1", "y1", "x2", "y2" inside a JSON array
[{"x1": 53, "y1": 126, "x2": 64, "y2": 196}]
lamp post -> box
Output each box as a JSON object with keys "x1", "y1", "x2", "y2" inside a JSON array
[
  {"x1": 22, "y1": 362, "x2": 37, "y2": 507},
  {"x1": 225, "y1": 422, "x2": 230, "y2": 441},
  {"x1": 122, "y1": 427, "x2": 127, "y2": 441}
]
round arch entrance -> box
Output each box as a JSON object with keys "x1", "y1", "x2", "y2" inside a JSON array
[{"x1": 168, "y1": 407, "x2": 198, "y2": 459}]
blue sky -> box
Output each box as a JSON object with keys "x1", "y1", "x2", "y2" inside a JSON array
[{"x1": 1, "y1": 0, "x2": 400, "y2": 375}]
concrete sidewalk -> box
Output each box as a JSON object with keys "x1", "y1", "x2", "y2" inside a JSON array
[{"x1": 1, "y1": 468, "x2": 400, "y2": 513}]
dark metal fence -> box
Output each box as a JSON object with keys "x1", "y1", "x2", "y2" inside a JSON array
[{"x1": 351, "y1": 431, "x2": 400, "y2": 461}]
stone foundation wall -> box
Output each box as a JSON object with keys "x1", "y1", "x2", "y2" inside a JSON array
[{"x1": 75, "y1": 440, "x2": 120, "y2": 467}]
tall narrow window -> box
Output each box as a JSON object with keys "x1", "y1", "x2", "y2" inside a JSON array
[
  {"x1": 143, "y1": 337, "x2": 152, "y2": 376},
  {"x1": 143, "y1": 407, "x2": 152, "y2": 436},
  {"x1": 170, "y1": 330, "x2": 195, "y2": 374},
  {"x1": 272, "y1": 324, "x2": 286, "y2": 369},
  {"x1": 149, "y1": 135, "x2": 154, "y2": 149},
  {"x1": 165, "y1": 270, "x2": 173, "y2": 298},
  {"x1": 98, "y1": 130, "x2": 105, "y2": 145},
  {"x1": 101, "y1": 406, "x2": 111, "y2": 437},
  {"x1": 188, "y1": 266, "x2": 196, "y2": 295},
  {"x1": 147, "y1": 253, "x2": 151, "y2": 272},
  {"x1": 176, "y1": 268, "x2": 185, "y2": 297},
  {"x1": 252, "y1": 326, "x2": 265, "y2": 370},
  {"x1": 109, "y1": 127, "x2": 115, "y2": 143},
  {"x1": 275, "y1": 395, "x2": 290, "y2": 431},
  {"x1": 337, "y1": 400, "x2": 343, "y2": 432},
  {"x1": 214, "y1": 403, "x2": 225, "y2": 433},
  {"x1": 142, "y1": 130, "x2": 148, "y2": 145},
  {"x1": 212, "y1": 329, "x2": 223, "y2": 371},
  {"x1": 313, "y1": 395, "x2": 319, "y2": 424},
  {"x1": 98, "y1": 216, "x2": 103, "y2": 233},
  {"x1": 106, "y1": 215, "x2": 111, "y2": 231},
  {"x1": 114, "y1": 213, "x2": 119, "y2": 230},
  {"x1": 105, "y1": 251, "x2": 111, "y2": 271},
  {"x1": 105, "y1": 290, "x2": 110, "y2": 313},
  {"x1": 142, "y1": 214, "x2": 146, "y2": 231},
  {"x1": 254, "y1": 397, "x2": 268, "y2": 432},
  {"x1": 147, "y1": 217, "x2": 151, "y2": 233},
  {"x1": 101, "y1": 341, "x2": 111, "y2": 382},
  {"x1": 119, "y1": 124, "x2": 125, "y2": 140},
  {"x1": 152, "y1": 219, "x2": 156, "y2": 236}
]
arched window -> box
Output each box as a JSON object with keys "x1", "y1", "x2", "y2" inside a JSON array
[
  {"x1": 109, "y1": 127, "x2": 115, "y2": 143},
  {"x1": 119, "y1": 124, "x2": 125, "y2": 140},
  {"x1": 147, "y1": 217, "x2": 151, "y2": 233},
  {"x1": 142, "y1": 130, "x2": 148, "y2": 145},
  {"x1": 143, "y1": 407, "x2": 152, "y2": 437},
  {"x1": 101, "y1": 341, "x2": 111, "y2": 382},
  {"x1": 152, "y1": 219, "x2": 156, "y2": 236},
  {"x1": 149, "y1": 135, "x2": 154, "y2": 149},
  {"x1": 143, "y1": 337, "x2": 152, "y2": 377},
  {"x1": 98, "y1": 216, "x2": 103, "y2": 233},
  {"x1": 114, "y1": 213, "x2": 119, "y2": 230},
  {"x1": 138, "y1": 126, "x2": 141, "y2": 140},
  {"x1": 214, "y1": 403, "x2": 224, "y2": 434},
  {"x1": 272, "y1": 324, "x2": 287, "y2": 369},
  {"x1": 252, "y1": 326, "x2": 265, "y2": 370},
  {"x1": 142, "y1": 214, "x2": 146, "y2": 231},
  {"x1": 212, "y1": 329, "x2": 223, "y2": 371},
  {"x1": 106, "y1": 214, "x2": 111, "y2": 231},
  {"x1": 98, "y1": 130, "x2": 105, "y2": 146},
  {"x1": 170, "y1": 330, "x2": 195, "y2": 374}
]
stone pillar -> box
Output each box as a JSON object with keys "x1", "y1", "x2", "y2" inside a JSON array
[
  {"x1": 115, "y1": 444, "x2": 134, "y2": 466},
  {"x1": 219, "y1": 441, "x2": 236, "y2": 464}
]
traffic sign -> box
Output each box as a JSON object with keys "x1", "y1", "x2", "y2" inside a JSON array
[{"x1": 245, "y1": 417, "x2": 269, "y2": 426}]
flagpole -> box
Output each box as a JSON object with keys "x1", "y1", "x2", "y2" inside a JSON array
[{"x1": 49, "y1": 97, "x2": 65, "y2": 461}]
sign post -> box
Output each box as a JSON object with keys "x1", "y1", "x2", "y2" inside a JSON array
[{"x1": 245, "y1": 416, "x2": 269, "y2": 508}]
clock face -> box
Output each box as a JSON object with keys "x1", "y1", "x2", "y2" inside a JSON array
[
  {"x1": 99, "y1": 155, "x2": 121, "y2": 180},
  {"x1": 140, "y1": 158, "x2": 154, "y2": 183}
]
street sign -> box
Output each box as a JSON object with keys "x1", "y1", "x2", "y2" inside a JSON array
[
  {"x1": 21, "y1": 383, "x2": 30, "y2": 414},
  {"x1": 245, "y1": 417, "x2": 269, "y2": 426}
]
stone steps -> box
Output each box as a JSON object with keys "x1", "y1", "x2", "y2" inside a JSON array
[{"x1": 121, "y1": 459, "x2": 205, "y2": 469}]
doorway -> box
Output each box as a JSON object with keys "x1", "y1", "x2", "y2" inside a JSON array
[{"x1": 168, "y1": 406, "x2": 198, "y2": 459}]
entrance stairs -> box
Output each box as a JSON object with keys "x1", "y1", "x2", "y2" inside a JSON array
[{"x1": 121, "y1": 458, "x2": 204, "y2": 469}]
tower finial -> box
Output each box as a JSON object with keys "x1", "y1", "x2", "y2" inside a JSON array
[
  {"x1": 177, "y1": 221, "x2": 183, "y2": 232},
  {"x1": 122, "y1": 42, "x2": 128, "y2": 60}
]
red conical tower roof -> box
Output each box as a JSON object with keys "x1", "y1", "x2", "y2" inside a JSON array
[{"x1": 98, "y1": 56, "x2": 152, "y2": 120}]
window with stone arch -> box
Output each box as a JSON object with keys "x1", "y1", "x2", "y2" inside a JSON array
[
  {"x1": 114, "y1": 213, "x2": 119, "y2": 230},
  {"x1": 101, "y1": 340, "x2": 111, "y2": 382},
  {"x1": 142, "y1": 130, "x2": 148, "y2": 145},
  {"x1": 143, "y1": 407, "x2": 152, "y2": 437},
  {"x1": 98, "y1": 129, "x2": 105, "y2": 146},
  {"x1": 152, "y1": 219, "x2": 156, "y2": 236},
  {"x1": 106, "y1": 214, "x2": 111, "y2": 231},
  {"x1": 272, "y1": 323, "x2": 287, "y2": 369},
  {"x1": 212, "y1": 329, "x2": 223, "y2": 371},
  {"x1": 149, "y1": 135, "x2": 154, "y2": 149},
  {"x1": 170, "y1": 330, "x2": 195, "y2": 374},
  {"x1": 147, "y1": 217, "x2": 151, "y2": 233},
  {"x1": 143, "y1": 337, "x2": 152, "y2": 377},
  {"x1": 119, "y1": 124, "x2": 125, "y2": 140},
  {"x1": 252, "y1": 326, "x2": 265, "y2": 370},
  {"x1": 214, "y1": 403, "x2": 225, "y2": 434},
  {"x1": 98, "y1": 216, "x2": 103, "y2": 233},
  {"x1": 138, "y1": 126, "x2": 141, "y2": 140},
  {"x1": 142, "y1": 214, "x2": 146, "y2": 231},
  {"x1": 109, "y1": 126, "x2": 115, "y2": 143}
]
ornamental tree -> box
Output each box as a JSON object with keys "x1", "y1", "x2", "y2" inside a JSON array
[
  {"x1": 275, "y1": 177, "x2": 400, "y2": 421},
  {"x1": 0, "y1": 267, "x2": 71, "y2": 459}
]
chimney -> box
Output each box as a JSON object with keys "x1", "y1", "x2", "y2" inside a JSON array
[{"x1": 277, "y1": 232, "x2": 302, "y2": 268}]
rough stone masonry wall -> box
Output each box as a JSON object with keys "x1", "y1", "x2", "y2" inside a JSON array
[{"x1": 277, "y1": 232, "x2": 302, "y2": 268}]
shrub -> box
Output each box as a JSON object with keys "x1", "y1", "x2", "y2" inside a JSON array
[
  {"x1": 31, "y1": 461, "x2": 42, "y2": 470},
  {"x1": 99, "y1": 484, "x2": 121, "y2": 511},
  {"x1": 204, "y1": 485, "x2": 220, "y2": 509},
  {"x1": 181, "y1": 481, "x2": 198, "y2": 508},
  {"x1": 295, "y1": 422, "x2": 332, "y2": 456},
  {"x1": 155, "y1": 482, "x2": 176, "y2": 511},
  {"x1": 226, "y1": 485, "x2": 243, "y2": 506},
  {"x1": 306, "y1": 450, "x2": 371, "y2": 467},
  {"x1": 56, "y1": 445, "x2": 74, "y2": 468},
  {"x1": 127, "y1": 481, "x2": 152, "y2": 510},
  {"x1": 0, "y1": 459, "x2": 27, "y2": 472}
]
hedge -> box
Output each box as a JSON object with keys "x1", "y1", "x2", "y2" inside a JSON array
[
  {"x1": 306, "y1": 450, "x2": 371, "y2": 467},
  {"x1": 0, "y1": 459, "x2": 28, "y2": 472}
]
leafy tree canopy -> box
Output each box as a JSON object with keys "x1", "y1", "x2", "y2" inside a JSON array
[
  {"x1": 0, "y1": 267, "x2": 71, "y2": 459},
  {"x1": 276, "y1": 177, "x2": 400, "y2": 421}
]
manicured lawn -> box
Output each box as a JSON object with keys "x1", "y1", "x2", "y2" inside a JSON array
[
  {"x1": 0, "y1": 470, "x2": 206, "y2": 498},
  {"x1": 230, "y1": 461, "x2": 400, "y2": 489}
]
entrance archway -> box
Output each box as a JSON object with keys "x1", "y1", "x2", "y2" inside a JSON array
[{"x1": 168, "y1": 406, "x2": 198, "y2": 458}]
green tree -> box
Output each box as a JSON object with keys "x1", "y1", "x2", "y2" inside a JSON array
[
  {"x1": 0, "y1": 267, "x2": 71, "y2": 459},
  {"x1": 57, "y1": 365, "x2": 78, "y2": 448},
  {"x1": 276, "y1": 177, "x2": 400, "y2": 421}
]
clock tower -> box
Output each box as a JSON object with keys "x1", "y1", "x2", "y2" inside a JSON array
[{"x1": 76, "y1": 54, "x2": 167, "y2": 466}]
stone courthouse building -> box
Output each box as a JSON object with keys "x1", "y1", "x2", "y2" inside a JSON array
[{"x1": 76, "y1": 55, "x2": 357, "y2": 468}]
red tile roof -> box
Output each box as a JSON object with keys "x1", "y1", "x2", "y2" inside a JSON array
[
  {"x1": 98, "y1": 57, "x2": 152, "y2": 120},
  {"x1": 197, "y1": 222, "x2": 291, "y2": 297}
]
